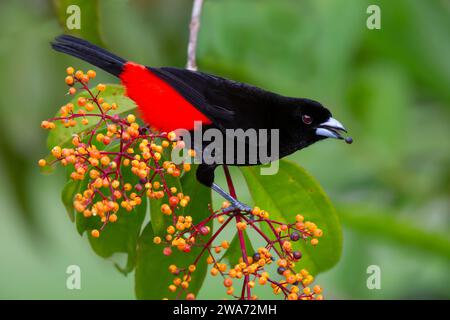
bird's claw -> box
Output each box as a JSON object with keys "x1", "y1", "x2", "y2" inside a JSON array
[{"x1": 223, "y1": 199, "x2": 252, "y2": 214}]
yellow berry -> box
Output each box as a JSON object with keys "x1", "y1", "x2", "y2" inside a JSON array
[
  {"x1": 38, "y1": 159, "x2": 46, "y2": 167},
  {"x1": 167, "y1": 131, "x2": 177, "y2": 141},
  {"x1": 127, "y1": 114, "x2": 136, "y2": 123},
  {"x1": 153, "y1": 236, "x2": 162, "y2": 244}
]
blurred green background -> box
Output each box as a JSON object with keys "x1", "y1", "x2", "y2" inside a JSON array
[{"x1": 0, "y1": 0, "x2": 449, "y2": 299}]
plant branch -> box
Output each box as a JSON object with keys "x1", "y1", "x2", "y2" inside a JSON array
[{"x1": 186, "y1": 0, "x2": 204, "y2": 71}]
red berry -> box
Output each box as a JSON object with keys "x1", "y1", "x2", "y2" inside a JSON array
[
  {"x1": 199, "y1": 226, "x2": 209, "y2": 235},
  {"x1": 169, "y1": 196, "x2": 179, "y2": 206},
  {"x1": 163, "y1": 247, "x2": 172, "y2": 256}
]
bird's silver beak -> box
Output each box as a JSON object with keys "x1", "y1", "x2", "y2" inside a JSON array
[{"x1": 315, "y1": 117, "x2": 348, "y2": 140}]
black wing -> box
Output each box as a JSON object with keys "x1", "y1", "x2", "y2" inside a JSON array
[{"x1": 149, "y1": 67, "x2": 289, "y2": 130}]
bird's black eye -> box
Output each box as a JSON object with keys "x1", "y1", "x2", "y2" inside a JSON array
[{"x1": 302, "y1": 114, "x2": 313, "y2": 125}]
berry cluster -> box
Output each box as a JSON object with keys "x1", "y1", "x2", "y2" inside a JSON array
[
  {"x1": 39, "y1": 67, "x2": 190, "y2": 237},
  {"x1": 40, "y1": 67, "x2": 324, "y2": 300},
  {"x1": 156, "y1": 200, "x2": 324, "y2": 300}
]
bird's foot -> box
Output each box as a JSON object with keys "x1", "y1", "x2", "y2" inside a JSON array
[{"x1": 223, "y1": 199, "x2": 252, "y2": 214}]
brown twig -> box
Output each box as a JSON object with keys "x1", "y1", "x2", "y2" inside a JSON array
[{"x1": 186, "y1": 0, "x2": 204, "y2": 71}]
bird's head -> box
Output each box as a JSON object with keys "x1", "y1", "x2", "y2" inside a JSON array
[{"x1": 291, "y1": 98, "x2": 352, "y2": 148}]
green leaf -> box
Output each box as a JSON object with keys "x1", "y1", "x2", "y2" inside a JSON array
[
  {"x1": 52, "y1": 0, "x2": 105, "y2": 46},
  {"x1": 221, "y1": 230, "x2": 255, "y2": 267},
  {"x1": 46, "y1": 84, "x2": 136, "y2": 151},
  {"x1": 240, "y1": 159, "x2": 342, "y2": 275},
  {"x1": 135, "y1": 165, "x2": 213, "y2": 299},
  {"x1": 338, "y1": 204, "x2": 450, "y2": 260}
]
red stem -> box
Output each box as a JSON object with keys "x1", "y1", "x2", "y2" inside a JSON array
[{"x1": 222, "y1": 165, "x2": 251, "y2": 300}]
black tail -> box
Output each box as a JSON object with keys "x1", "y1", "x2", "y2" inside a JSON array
[{"x1": 51, "y1": 35, "x2": 126, "y2": 77}]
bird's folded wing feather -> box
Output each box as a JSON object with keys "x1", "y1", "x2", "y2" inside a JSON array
[{"x1": 150, "y1": 67, "x2": 281, "y2": 130}]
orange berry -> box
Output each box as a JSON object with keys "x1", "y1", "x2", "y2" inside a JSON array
[
  {"x1": 101, "y1": 102, "x2": 111, "y2": 111},
  {"x1": 66, "y1": 67, "x2": 74, "y2": 75},
  {"x1": 166, "y1": 225, "x2": 175, "y2": 234},
  {"x1": 100, "y1": 156, "x2": 110, "y2": 166},
  {"x1": 69, "y1": 87, "x2": 76, "y2": 95},
  {"x1": 91, "y1": 229, "x2": 100, "y2": 238},
  {"x1": 74, "y1": 70, "x2": 84, "y2": 80},
  {"x1": 311, "y1": 238, "x2": 319, "y2": 246},
  {"x1": 81, "y1": 75, "x2": 90, "y2": 83},
  {"x1": 313, "y1": 285, "x2": 322, "y2": 294},
  {"x1": 108, "y1": 214, "x2": 118, "y2": 223},
  {"x1": 223, "y1": 278, "x2": 233, "y2": 287},
  {"x1": 288, "y1": 293, "x2": 298, "y2": 300},
  {"x1": 168, "y1": 285, "x2": 177, "y2": 292},
  {"x1": 186, "y1": 293, "x2": 195, "y2": 300},
  {"x1": 65, "y1": 76, "x2": 74, "y2": 85},
  {"x1": 236, "y1": 222, "x2": 247, "y2": 231},
  {"x1": 278, "y1": 259, "x2": 288, "y2": 268},
  {"x1": 210, "y1": 268, "x2": 219, "y2": 276},
  {"x1": 77, "y1": 97, "x2": 86, "y2": 106},
  {"x1": 85, "y1": 103, "x2": 94, "y2": 111},
  {"x1": 97, "y1": 83, "x2": 106, "y2": 91},
  {"x1": 87, "y1": 70, "x2": 96, "y2": 78},
  {"x1": 38, "y1": 159, "x2": 46, "y2": 167},
  {"x1": 161, "y1": 204, "x2": 172, "y2": 215},
  {"x1": 313, "y1": 229, "x2": 323, "y2": 237}
]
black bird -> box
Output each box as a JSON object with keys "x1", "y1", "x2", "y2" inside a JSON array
[{"x1": 51, "y1": 35, "x2": 351, "y2": 211}]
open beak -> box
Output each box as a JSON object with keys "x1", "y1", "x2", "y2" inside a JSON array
[{"x1": 315, "y1": 117, "x2": 347, "y2": 140}]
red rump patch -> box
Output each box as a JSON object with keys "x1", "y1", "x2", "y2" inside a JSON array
[{"x1": 120, "y1": 62, "x2": 211, "y2": 132}]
